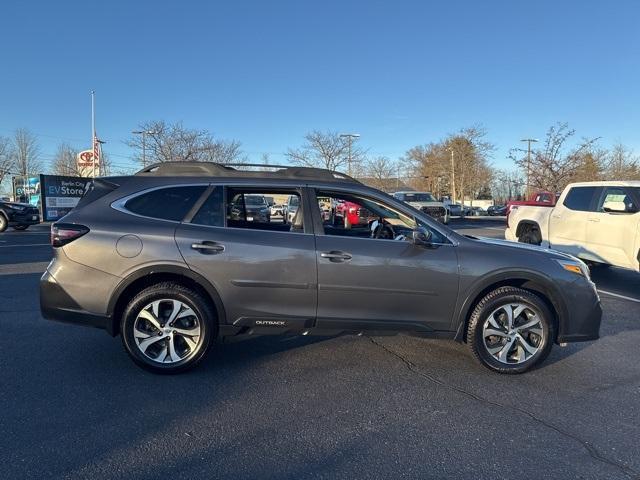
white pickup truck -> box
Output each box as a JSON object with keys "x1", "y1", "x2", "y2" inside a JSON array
[{"x1": 506, "y1": 181, "x2": 640, "y2": 271}]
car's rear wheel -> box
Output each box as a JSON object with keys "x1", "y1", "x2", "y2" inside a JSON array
[
  {"x1": 13, "y1": 225, "x2": 29, "y2": 231},
  {"x1": 467, "y1": 286, "x2": 555, "y2": 374},
  {"x1": 121, "y1": 282, "x2": 216, "y2": 374},
  {"x1": 0, "y1": 214, "x2": 7, "y2": 232}
]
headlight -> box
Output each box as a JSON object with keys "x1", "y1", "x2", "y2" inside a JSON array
[{"x1": 555, "y1": 259, "x2": 590, "y2": 279}]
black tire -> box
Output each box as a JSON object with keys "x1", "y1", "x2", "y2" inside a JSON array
[
  {"x1": 467, "y1": 286, "x2": 555, "y2": 374},
  {"x1": 121, "y1": 282, "x2": 217, "y2": 374},
  {"x1": 518, "y1": 226, "x2": 541, "y2": 245},
  {"x1": 0, "y1": 214, "x2": 7, "y2": 232},
  {"x1": 13, "y1": 225, "x2": 29, "y2": 231}
]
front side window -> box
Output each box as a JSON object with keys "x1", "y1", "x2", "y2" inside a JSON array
[
  {"x1": 563, "y1": 187, "x2": 597, "y2": 212},
  {"x1": 124, "y1": 186, "x2": 206, "y2": 221},
  {"x1": 315, "y1": 190, "x2": 447, "y2": 243}
]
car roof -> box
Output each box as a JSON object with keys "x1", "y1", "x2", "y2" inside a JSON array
[
  {"x1": 566, "y1": 180, "x2": 640, "y2": 188},
  {"x1": 134, "y1": 162, "x2": 360, "y2": 184}
]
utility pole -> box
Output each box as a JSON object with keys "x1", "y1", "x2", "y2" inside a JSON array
[
  {"x1": 520, "y1": 138, "x2": 538, "y2": 198},
  {"x1": 448, "y1": 147, "x2": 456, "y2": 203},
  {"x1": 132, "y1": 130, "x2": 158, "y2": 167},
  {"x1": 339, "y1": 133, "x2": 360, "y2": 176},
  {"x1": 91, "y1": 90, "x2": 96, "y2": 178}
]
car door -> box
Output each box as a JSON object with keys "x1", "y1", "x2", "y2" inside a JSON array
[
  {"x1": 174, "y1": 185, "x2": 318, "y2": 330},
  {"x1": 310, "y1": 188, "x2": 459, "y2": 333},
  {"x1": 585, "y1": 186, "x2": 640, "y2": 268},
  {"x1": 548, "y1": 186, "x2": 598, "y2": 256}
]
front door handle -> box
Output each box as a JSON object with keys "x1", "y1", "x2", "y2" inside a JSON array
[
  {"x1": 191, "y1": 242, "x2": 225, "y2": 254},
  {"x1": 321, "y1": 251, "x2": 352, "y2": 262},
  {"x1": 588, "y1": 218, "x2": 600, "y2": 223}
]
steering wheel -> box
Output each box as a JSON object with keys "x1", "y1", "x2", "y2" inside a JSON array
[{"x1": 372, "y1": 219, "x2": 396, "y2": 240}]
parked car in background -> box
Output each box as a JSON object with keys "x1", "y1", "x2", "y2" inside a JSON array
[
  {"x1": 0, "y1": 200, "x2": 40, "y2": 232},
  {"x1": 506, "y1": 191, "x2": 558, "y2": 219},
  {"x1": 447, "y1": 203, "x2": 463, "y2": 216},
  {"x1": 40, "y1": 161, "x2": 602, "y2": 374},
  {"x1": 392, "y1": 191, "x2": 449, "y2": 224},
  {"x1": 470, "y1": 206, "x2": 486, "y2": 216},
  {"x1": 506, "y1": 181, "x2": 640, "y2": 271},
  {"x1": 334, "y1": 199, "x2": 375, "y2": 228},
  {"x1": 270, "y1": 202, "x2": 285, "y2": 217},
  {"x1": 283, "y1": 194, "x2": 300, "y2": 224},
  {"x1": 487, "y1": 205, "x2": 507, "y2": 216},
  {"x1": 229, "y1": 193, "x2": 270, "y2": 223}
]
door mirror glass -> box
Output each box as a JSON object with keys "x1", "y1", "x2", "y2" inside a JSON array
[
  {"x1": 602, "y1": 201, "x2": 628, "y2": 213},
  {"x1": 411, "y1": 227, "x2": 433, "y2": 246}
]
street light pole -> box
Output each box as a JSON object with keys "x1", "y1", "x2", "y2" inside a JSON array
[
  {"x1": 448, "y1": 147, "x2": 456, "y2": 203},
  {"x1": 132, "y1": 130, "x2": 158, "y2": 167},
  {"x1": 339, "y1": 133, "x2": 360, "y2": 176},
  {"x1": 520, "y1": 138, "x2": 538, "y2": 198}
]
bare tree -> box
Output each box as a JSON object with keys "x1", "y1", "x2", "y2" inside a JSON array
[
  {"x1": 51, "y1": 143, "x2": 80, "y2": 176},
  {"x1": 286, "y1": 130, "x2": 366, "y2": 172},
  {"x1": 0, "y1": 136, "x2": 14, "y2": 187},
  {"x1": 11, "y1": 128, "x2": 43, "y2": 177},
  {"x1": 362, "y1": 156, "x2": 398, "y2": 191},
  {"x1": 604, "y1": 143, "x2": 640, "y2": 180},
  {"x1": 508, "y1": 123, "x2": 599, "y2": 192},
  {"x1": 126, "y1": 120, "x2": 244, "y2": 166}
]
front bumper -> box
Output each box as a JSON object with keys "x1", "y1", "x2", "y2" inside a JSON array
[
  {"x1": 40, "y1": 269, "x2": 112, "y2": 334},
  {"x1": 7, "y1": 210, "x2": 40, "y2": 226},
  {"x1": 556, "y1": 278, "x2": 602, "y2": 343}
]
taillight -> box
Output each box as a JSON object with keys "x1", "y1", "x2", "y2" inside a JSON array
[{"x1": 51, "y1": 223, "x2": 89, "y2": 248}]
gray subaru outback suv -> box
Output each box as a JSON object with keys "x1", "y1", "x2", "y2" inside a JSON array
[{"x1": 40, "y1": 162, "x2": 602, "y2": 374}]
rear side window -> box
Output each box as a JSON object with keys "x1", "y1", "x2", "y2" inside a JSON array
[
  {"x1": 562, "y1": 187, "x2": 597, "y2": 211},
  {"x1": 191, "y1": 187, "x2": 224, "y2": 226},
  {"x1": 124, "y1": 186, "x2": 206, "y2": 221}
]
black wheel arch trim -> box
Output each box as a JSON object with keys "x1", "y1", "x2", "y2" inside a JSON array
[
  {"x1": 107, "y1": 264, "x2": 227, "y2": 336},
  {"x1": 453, "y1": 268, "x2": 568, "y2": 343}
]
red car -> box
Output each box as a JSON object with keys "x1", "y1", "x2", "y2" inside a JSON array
[
  {"x1": 334, "y1": 200, "x2": 375, "y2": 229},
  {"x1": 506, "y1": 191, "x2": 558, "y2": 219}
]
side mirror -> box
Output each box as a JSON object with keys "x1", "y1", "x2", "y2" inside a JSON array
[
  {"x1": 603, "y1": 201, "x2": 632, "y2": 213},
  {"x1": 411, "y1": 227, "x2": 433, "y2": 246}
]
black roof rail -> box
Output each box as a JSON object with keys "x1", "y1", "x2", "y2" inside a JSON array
[{"x1": 134, "y1": 161, "x2": 361, "y2": 184}]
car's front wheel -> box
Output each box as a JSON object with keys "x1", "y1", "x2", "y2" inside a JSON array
[
  {"x1": 121, "y1": 282, "x2": 217, "y2": 374},
  {"x1": 0, "y1": 215, "x2": 7, "y2": 232},
  {"x1": 467, "y1": 286, "x2": 555, "y2": 374}
]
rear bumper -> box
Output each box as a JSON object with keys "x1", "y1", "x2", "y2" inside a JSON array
[{"x1": 40, "y1": 269, "x2": 113, "y2": 334}]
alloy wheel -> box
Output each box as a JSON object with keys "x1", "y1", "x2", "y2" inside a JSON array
[
  {"x1": 482, "y1": 303, "x2": 544, "y2": 364},
  {"x1": 133, "y1": 299, "x2": 202, "y2": 364}
]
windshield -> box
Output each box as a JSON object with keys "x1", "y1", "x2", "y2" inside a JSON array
[{"x1": 401, "y1": 193, "x2": 436, "y2": 202}]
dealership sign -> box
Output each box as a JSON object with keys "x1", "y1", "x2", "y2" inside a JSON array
[
  {"x1": 40, "y1": 174, "x2": 92, "y2": 221},
  {"x1": 77, "y1": 150, "x2": 99, "y2": 177}
]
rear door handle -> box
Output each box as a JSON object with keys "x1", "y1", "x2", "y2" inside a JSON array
[
  {"x1": 320, "y1": 251, "x2": 352, "y2": 262},
  {"x1": 191, "y1": 242, "x2": 225, "y2": 254}
]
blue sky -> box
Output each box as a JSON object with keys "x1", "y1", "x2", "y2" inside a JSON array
[{"x1": 1, "y1": 0, "x2": 639, "y2": 173}]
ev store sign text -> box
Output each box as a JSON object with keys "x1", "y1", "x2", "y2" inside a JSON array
[{"x1": 40, "y1": 174, "x2": 92, "y2": 222}]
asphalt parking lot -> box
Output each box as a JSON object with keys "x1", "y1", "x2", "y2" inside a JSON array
[{"x1": 1, "y1": 219, "x2": 639, "y2": 479}]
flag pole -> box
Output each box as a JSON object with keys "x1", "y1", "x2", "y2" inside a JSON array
[{"x1": 91, "y1": 90, "x2": 96, "y2": 178}]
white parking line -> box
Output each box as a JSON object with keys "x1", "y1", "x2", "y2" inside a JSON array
[
  {"x1": 0, "y1": 243, "x2": 50, "y2": 248},
  {"x1": 598, "y1": 290, "x2": 640, "y2": 304},
  {"x1": 0, "y1": 262, "x2": 49, "y2": 275}
]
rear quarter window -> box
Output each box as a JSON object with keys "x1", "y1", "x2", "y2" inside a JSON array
[
  {"x1": 124, "y1": 186, "x2": 206, "y2": 221},
  {"x1": 562, "y1": 187, "x2": 597, "y2": 211}
]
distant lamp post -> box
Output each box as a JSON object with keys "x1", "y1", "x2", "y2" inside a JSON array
[
  {"x1": 447, "y1": 147, "x2": 456, "y2": 203},
  {"x1": 520, "y1": 138, "x2": 538, "y2": 198},
  {"x1": 132, "y1": 130, "x2": 158, "y2": 167},
  {"x1": 339, "y1": 133, "x2": 360, "y2": 176}
]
